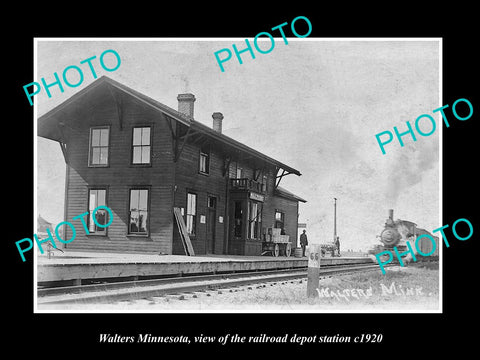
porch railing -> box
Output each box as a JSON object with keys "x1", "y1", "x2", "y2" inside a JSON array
[{"x1": 229, "y1": 178, "x2": 266, "y2": 194}]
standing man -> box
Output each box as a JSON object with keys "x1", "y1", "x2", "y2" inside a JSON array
[
  {"x1": 300, "y1": 230, "x2": 308, "y2": 257},
  {"x1": 335, "y1": 236, "x2": 341, "y2": 257}
]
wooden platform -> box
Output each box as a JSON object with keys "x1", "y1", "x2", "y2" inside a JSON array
[{"x1": 36, "y1": 251, "x2": 373, "y2": 284}]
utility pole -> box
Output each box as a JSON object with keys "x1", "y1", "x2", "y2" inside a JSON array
[{"x1": 333, "y1": 197, "x2": 337, "y2": 243}]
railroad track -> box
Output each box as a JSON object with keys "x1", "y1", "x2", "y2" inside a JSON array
[{"x1": 37, "y1": 263, "x2": 383, "y2": 306}]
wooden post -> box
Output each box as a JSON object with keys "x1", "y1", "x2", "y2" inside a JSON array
[{"x1": 306, "y1": 244, "x2": 321, "y2": 298}]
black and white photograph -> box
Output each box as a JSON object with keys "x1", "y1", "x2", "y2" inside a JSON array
[
  {"x1": 34, "y1": 38, "x2": 441, "y2": 313},
  {"x1": 7, "y1": 7, "x2": 478, "y2": 354}
]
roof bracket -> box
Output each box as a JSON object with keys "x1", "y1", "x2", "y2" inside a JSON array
[
  {"x1": 56, "y1": 123, "x2": 69, "y2": 164},
  {"x1": 165, "y1": 115, "x2": 178, "y2": 155},
  {"x1": 58, "y1": 141, "x2": 68, "y2": 164},
  {"x1": 223, "y1": 156, "x2": 232, "y2": 177},
  {"x1": 275, "y1": 169, "x2": 292, "y2": 189},
  {"x1": 174, "y1": 127, "x2": 192, "y2": 162},
  {"x1": 253, "y1": 165, "x2": 266, "y2": 181},
  {"x1": 165, "y1": 114, "x2": 179, "y2": 138},
  {"x1": 107, "y1": 85, "x2": 123, "y2": 130}
]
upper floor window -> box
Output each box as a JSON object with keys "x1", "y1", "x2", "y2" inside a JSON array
[
  {"x1": 132, "y1": 127, "x2": 151, "y2": 164},
  {"x1": 275, "y1": 210, "x2": 285, "y2": 229},
  {"x1": 262, "y1": 175, "x2": 268, "y2": 192},
  {"x1": 89, "y1": 127, "x2": 109, "y2": 166},
  {"x1": 199, "y1": 148, "x2": 210, "y2": 174},
  {"x1": 236, "y1": 166, "x2": 243, "y2": 179}
]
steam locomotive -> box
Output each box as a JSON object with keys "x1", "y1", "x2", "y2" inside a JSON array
[{"x1": 373, "y1": 209, "x2": 439, "y2": 259}]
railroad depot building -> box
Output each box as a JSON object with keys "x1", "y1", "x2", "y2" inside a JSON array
[{"x1": 38, "y1": 76, "x2": 306, "y2": 256}]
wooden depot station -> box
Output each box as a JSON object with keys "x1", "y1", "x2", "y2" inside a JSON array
[{"x1": 37, "y1": 76, "x2": 306, "y2": 257}]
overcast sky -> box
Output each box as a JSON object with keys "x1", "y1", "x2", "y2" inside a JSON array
[{"x1": 36, "y1": 38, "x2": 440, "y2": 251}]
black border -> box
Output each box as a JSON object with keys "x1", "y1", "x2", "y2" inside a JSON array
[{"x1": 8, "y1": 5, "x2": 479, "y2": 354}]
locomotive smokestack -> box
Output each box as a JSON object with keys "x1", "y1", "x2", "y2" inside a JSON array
[{"x1": 388, "y1": 209, "x2": 394, "y2": 221}]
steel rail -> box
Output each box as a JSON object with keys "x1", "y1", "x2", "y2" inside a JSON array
[{"x1": 37, "y1": 263, "x2": 382, "y2": 305}]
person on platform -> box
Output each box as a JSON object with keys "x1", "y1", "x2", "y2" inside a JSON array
[
  {"x1": 335, "y1": 236, "x2": 341, "y2": 257},
  {"x1": 300, "y1": 230, "x2": 308, "y2": 257}
]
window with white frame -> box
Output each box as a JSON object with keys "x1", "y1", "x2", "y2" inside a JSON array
[
  {"x1": 89, "y1": 127, "x2": 109, "y2": 166},
  {"x1": 275, "y1": 210, "x2": 285, "y2": 230},
  {"x1": 186, "y1": 192, "x2": 197, "y2": 236},
  {"x1": 129, "y1": 189, "x2": 149, "y2": 234},
  {"x1": 88, "y1": 189, "x2": 108, "y2": 234},
  {"x1": 199, "y1": 148, "x2": 210, "y2": 174},
  {"x1": 249, "y1": 201, "x2": 262, "y2": 239},
  {"x1": 132, "y1": 127, "x2": 151, "y2": 164}
]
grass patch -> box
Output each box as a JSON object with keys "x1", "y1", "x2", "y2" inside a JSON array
[{"x1": 216, "y1": 265, "x2": 440, "y2": 311}]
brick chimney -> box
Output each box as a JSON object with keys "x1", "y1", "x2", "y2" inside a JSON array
[
  {"x1": 212, "y1": 112, "x2": 223, "y2": 133},
  {"x1": 177, "y1": 93, "x2": 196, "y2": 119}
]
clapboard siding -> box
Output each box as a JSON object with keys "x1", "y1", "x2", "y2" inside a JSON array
[
  {"x1": 64, "y1": 92, "x2": 175, "y2": 253},
  {"x1": 228, "y1": 160, "x2": 255, "y2": 179},
  {"x1": 266, "y1": 195, "x2": 300, "y2": 247},
  {"x1": 65, "y1": 239, "x2": 160, "y2": 253},
  {"x1": 259, "y1": 166, "x2": 277, "y2": 229},
  {"x1": 172, "y1": 141, "x2": 227, "y2": 255},
  {"x1": 45, "y1": 80, "x2": 304, "y2": 256}
]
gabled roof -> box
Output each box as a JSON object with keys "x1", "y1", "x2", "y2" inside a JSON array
[
  {"x1": 37, "y1": 76, "x2": 192, "y2": 136},
  {"x1": 37, "y1": 76, "x2": 301, "y2": 176},
  {"x1": 275, "y1": 186, "x2": 307, "y2": 203},
  {"x1": 189, "y1": 119, "x2": 301, "y2": 175}
]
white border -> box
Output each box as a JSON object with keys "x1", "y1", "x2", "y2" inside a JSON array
[
  {"x1": 438, "y1": 38, "x2": 443, "y2": 313},
  {"x1": 33, "y1": 39, "x2": 38, "y2": 310}
]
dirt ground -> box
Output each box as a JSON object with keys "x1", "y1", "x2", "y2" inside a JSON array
[{"x1": 46, "y1": 262, "x2": 439, "y2": 313}]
